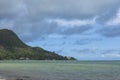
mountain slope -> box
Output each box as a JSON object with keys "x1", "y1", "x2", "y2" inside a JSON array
[
  {"x1": 0, "y1": 29, "x2": 27, "y2": 48},
  {"x1": 0, "y1": 29, "x2": 76, "y2": 60}
]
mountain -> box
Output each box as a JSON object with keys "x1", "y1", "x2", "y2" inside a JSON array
[
  {"x1": 0, "y1": 29, "x2": 76, "y2": 60},
  {"x1": 0, "y1": 29, "x2": 27, "y2": 48}
]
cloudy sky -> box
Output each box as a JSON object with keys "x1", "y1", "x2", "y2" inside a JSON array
[{"x1": 0, "y1": 0, "x2": 120, "y2": 60}]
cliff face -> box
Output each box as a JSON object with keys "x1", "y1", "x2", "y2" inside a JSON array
[{"x1": 0, "y1": 29, "x2": 75, "y2": 60}]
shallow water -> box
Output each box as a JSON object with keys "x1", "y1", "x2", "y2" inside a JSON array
[{"x1": 0, "y1": 60, "x2": 120, "y2": 80}]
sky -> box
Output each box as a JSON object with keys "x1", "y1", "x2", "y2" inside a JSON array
[{"x1": 0, "y1": 0, "x2": 120, "y2": 60}]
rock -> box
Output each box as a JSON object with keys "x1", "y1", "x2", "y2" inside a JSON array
[{"x1": 0, "y1": 76, "x2": 6, "y2": 80}]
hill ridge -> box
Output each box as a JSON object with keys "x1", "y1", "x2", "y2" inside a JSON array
[
  {"x1": 0, "y1": 29, "x2": 27, "y2": 48},
  {"x1": 0, "y1": 29, "x2": 76, "y2": 60}
]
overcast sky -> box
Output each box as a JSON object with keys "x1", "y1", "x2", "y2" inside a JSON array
[{"x1": 0, "y1": 0, "x2": 120, "y2": 60}]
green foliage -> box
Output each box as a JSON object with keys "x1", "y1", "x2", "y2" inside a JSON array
[
  {"x1": 0, "y1": 29, "x2": 76, "y2": 60},
  {"x1": 0, "y1": 29, "x2": 27, "y2": 47}
]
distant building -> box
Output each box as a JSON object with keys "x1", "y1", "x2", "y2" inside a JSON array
[
  {"x1": 66, "y1": 56, "x2": 72, "y2": 60},
  {"x1": 19, "y1": 57, "x2": 30, "y2": 60},
  {"x1": 19, "y1": 57, "x2": 24, "y2": 60}
]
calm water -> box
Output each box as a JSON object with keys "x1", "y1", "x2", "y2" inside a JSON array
[{"x1": 0, "y1": 60, "x2": 120, "y2": 80}]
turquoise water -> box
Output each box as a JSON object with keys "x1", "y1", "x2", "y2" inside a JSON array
[{"x1": 0, "y1": 60, "x2": 120, "y2": 80}]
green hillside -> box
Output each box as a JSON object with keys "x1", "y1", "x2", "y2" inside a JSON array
[
  {"x1": 0, "y1": 29, "x2": 27, "y2": 48},
  {"x1": 0, "y1": 29, "x2": 75, "y2": 60}
]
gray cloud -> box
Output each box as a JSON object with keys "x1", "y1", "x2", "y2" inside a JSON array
[
  {"x1": 0, "y1": 0, "x2": 120, "y2": 42},
  {"x1": 0, "y1": 0, "x2": 27, "y2": 19},
  {"x1": 72, "y1": 48, "x2": 120, "y2": 55},
  {"x1": 98, "y1": 26, "x2": 120, "y2": 37},
  {"x1": 0, "y1": 0, "x2": 119, "y2": 20},
  {"x1": 74, "y1": 38, "x2": 102, "y2": 45},
  {"x1": 96, "y1": 10, "x2": 118, "y2": 24},
  {"x1": 61, "y1": 26, "x2": 92, "y2": 35},
  {"x1": 23, "y1": 0, "x2": 120, "y2": 19},
  {"x1": 8, "y1": 19, "x2": 92, "y2": 42}
]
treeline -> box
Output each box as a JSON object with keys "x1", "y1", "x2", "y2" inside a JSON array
[{"x1": 0, "y1": 46, "x2": 75, "y2": 60}]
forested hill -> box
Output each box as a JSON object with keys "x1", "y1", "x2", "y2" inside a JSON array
[{"x1": 0, "y1": 29, "x2": 76, "y2": 60}]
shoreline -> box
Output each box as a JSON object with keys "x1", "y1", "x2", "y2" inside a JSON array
[
  {"x1": 0, "y1": 73, "x2": 33, "y2": 80},
  {"x1": 0, "y1": 75, "x2": 33, "y2": 80},
  {"x1": 0, "y1": 70, "x2": 35, "y2": 80},
  {"x1": 0, "y1": 76, "x2": 6, "y2": 80}
]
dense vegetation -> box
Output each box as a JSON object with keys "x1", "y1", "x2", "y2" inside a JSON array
[{"x1": 0, "y1": 29, "x2": 76, "y2": 60}]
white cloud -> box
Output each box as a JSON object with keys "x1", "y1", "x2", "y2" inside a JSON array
[
  {"x1": 103, "y1": 53, "x2": 120, "y2": 57},
  {"x1": 47, "y1": 17, "x2": 97, "y2": 27},
  {"x1": 107, "y1": 9, "x2": 120, "y2": 25}
]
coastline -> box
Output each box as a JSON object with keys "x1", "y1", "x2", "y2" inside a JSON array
[
  {"x1": 0, "y1": 75, "x2": 33, "y2": 80},
  {"x1": 0, "y1": 76, "x2": 6, "y2": 80},
  {"x1": 0, "y1": 73, "x2": 33, "y2": 80}
]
